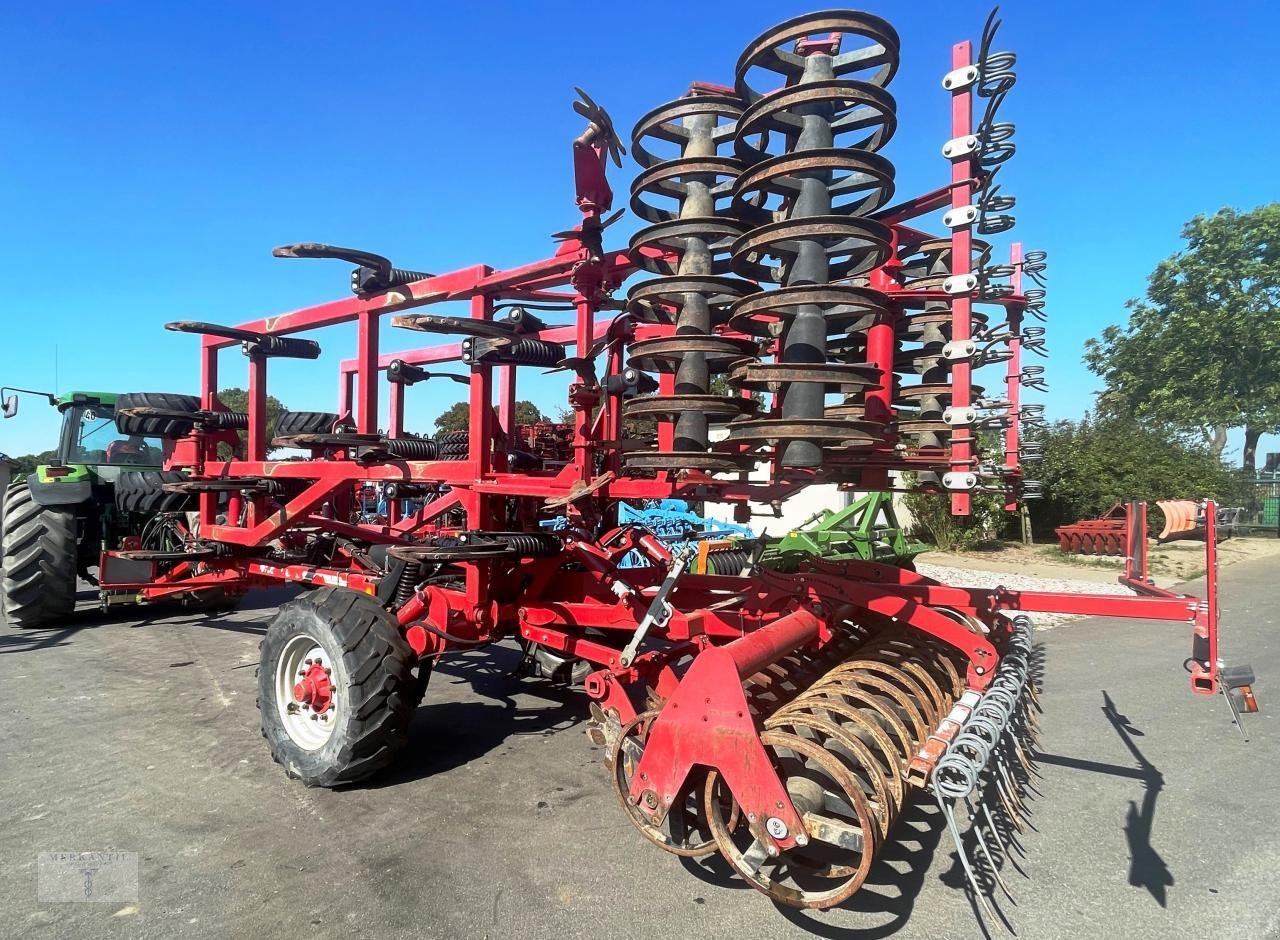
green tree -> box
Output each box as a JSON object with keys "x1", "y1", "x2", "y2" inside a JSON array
[
  {"x1": 1084, "y1": 204, "x2": 1280, "y2": 470},
  {"x1": 433, "y1": 401, "x2": 545, "y2": 434},
  {"x1": 10, "y1": 450, "x2": 57, "y2": 475},
  {"x1": 514, "y1": 401, "x2": 546, "y2": 425},
  {"x1": 217, "y1": 387, "x2": 286, "y2": 458},
  {"x1": 1026, "y1": 415, "x2": 1244, "y2": 534}
]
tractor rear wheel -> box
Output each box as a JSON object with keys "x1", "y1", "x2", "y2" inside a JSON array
[
  {"x1": 257, "y1": 587, "x2": 416, "y2": 787},
  {"x1": 1, "y1": 482, "x2": 78, "y2": 629}
]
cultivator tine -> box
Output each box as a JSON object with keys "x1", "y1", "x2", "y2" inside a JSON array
[
  {"x1": 967, "y1": 795, "x2": 1015, "y2": 901},
  {"x1": 925, "y1": 615, "x2": 1039, "y2": 930},
  {"x1": 937, "y1": 789, "x2": 997, "y2": 923}
]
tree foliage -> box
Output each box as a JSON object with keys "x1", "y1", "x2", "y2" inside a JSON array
[
  {"x1": 1084, "y1": 204, "x2": 1280, "y2": 469},
  {"x1": 216, "y1": 387, "x2": 286, "y2": 459},
  {"x1": 8, "y1": 450, "x2": 57, "y2": 475},
  {"x1": 901, "y1": 471, "x2": 1009, "y2": 552},
  {"x1": 433, "y1": 401, "x2": 545, "y2": 433},
  {"x1": 1026, "y1": 415, "x2": 1244, "y2": 533}
]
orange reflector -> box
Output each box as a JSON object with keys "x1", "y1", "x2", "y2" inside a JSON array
[{"x1": 1230, "y1": 685, "x2": 1259, "y2": 714}]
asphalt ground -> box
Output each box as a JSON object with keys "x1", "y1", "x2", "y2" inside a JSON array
[{"x1": 1, "y1": 556, "x2": 1277, "y2": 939}]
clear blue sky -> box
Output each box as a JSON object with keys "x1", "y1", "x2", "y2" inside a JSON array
[{"x1": 2, "y1": 1, "x2": 1277, "y2": 463}]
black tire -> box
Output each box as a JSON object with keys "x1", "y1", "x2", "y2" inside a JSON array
[
  {"x1": 115, "y1": 470, "x2": 195, "y2": 513},
  {"x1": 115, "y1": 392, "x2": 200, "y2": 437},
  {"x1": 257, "y1": 587, "x2": 416, "y2": 787},
  {"x1": 275, "y1": 411, "x2": 341, "y2": 437},
  {"x1": 1, "y1": 482, "x2": 78, "y2": 629}
]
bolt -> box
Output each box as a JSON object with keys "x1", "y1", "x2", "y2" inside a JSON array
[
  {"x1": 310, "y1": 713, "x2": 319, "y2": 721},
  {"x1": 766, "y1": 845, "x2": 779, "y2": 857},
  {"x1": 765, "y1": 816, "x2": 789, "y2": 839},
  {"x1": 304, "y1": 659, "x2": 313, "y2": 666},
  {"x1": 795, "y1": 834, "x2": 809, "y2": 847},
  {"x1": 324, "y1": 667, "x2": 332, "y2": 676}
]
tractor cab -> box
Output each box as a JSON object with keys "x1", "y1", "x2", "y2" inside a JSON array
[{"x1": 53, "y1": 393, "x2": 164, "y2": 473}]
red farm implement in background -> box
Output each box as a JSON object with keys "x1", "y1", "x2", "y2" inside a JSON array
[
  {"x1": 1055, "y1": 502, "x2": 1127, "y2": 555},
  {"x1": 62, "y1": 7, "x2": 1258, "y2": 926}
]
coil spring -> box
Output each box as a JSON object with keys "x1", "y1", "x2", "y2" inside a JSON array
[
  {"x1": 495, "y1": 532, "x2": 563, "y2": 557},
  {"x1": 1022, "y1": 325, "x2": 1048, "y2": 357},
  {"x1": 1022, "y1": 250, "x2": 1047, "y2": 284},
  {"x1": 977, "y1": 179, "x2": 1016, "y2": 235},
  {"x1": 392, "y1": 560, "x2": 422, "y2": 607},
  {"x1": 495, "y1": 338, "x2": 566, "y2": 368},
  {"x1": 206, "y1": 411, "x2": 250, "y2": 430},
  {"x1": 386, "y1": 436, "x2": 439, "y2": 460},
  {"x1": 702, "y1": 548, "x2": 749, "y2": 575},
  {"x1": 1023, "y1": 287, "x2": 1047, "y2": 321},
  {"x1": 975, "y1": 10, "x2": 1016, "y2": 168},
  {"x1": 893, "y1": 239, "x2": 996, "y2": 451}
]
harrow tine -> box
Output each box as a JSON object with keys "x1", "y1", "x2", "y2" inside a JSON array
[
  {"x1": 979, "y1": 793, "x2": 1028, "y2": 872},
  {"x1": 967, "y1": 796, "x2": 1015, "y2": 902},
  {"x1": 937, "y1": 791, "x2": 998, "y2": 926},
  {"x1": 992, "y1": 772, "x2": 1027, "y2": 834}
]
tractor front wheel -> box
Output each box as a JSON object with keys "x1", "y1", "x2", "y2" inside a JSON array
[
  {"x1": 257, "y1": 587, "x2": 416, "y2": 787},
  {"x1": 1, "y1": 482, "x2": 78, "y2": 629}
]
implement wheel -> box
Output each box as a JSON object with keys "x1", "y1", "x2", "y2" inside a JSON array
[
  {"x1": 1, "y1": 482, "x2": 78, "y2": 629},
  {"x1": 257, "y1": 587, "x2": 416, "y2": 787}
]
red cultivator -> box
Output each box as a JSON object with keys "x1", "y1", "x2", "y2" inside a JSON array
[
  {"x1": 1055, "y1": 502, "x2": 1128, "y2": 555},
  {"x1": 91, "y1": 6, "x2": 1256, "y2": 921}
]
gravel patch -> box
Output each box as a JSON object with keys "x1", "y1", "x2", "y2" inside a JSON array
[{"x1": 915, "y1": 561, "x2": 1136, "y2": 630}]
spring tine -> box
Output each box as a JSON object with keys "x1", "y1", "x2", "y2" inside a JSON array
[
  {"x1": 992, "y1": 774, "x2": 1025, "y2": 833},
  {"x1": 979, "y1": 792, "x2": 1028, "y2": 872},
  {"x1": 938, "y1": 792, "x2": 997, "y2": 926},
  {"x1": 994, "y1": 752, "x2": 1029, "y2": 818},
  {"x1": 1012, "y1": 733, "x2": 1041, "y2": 776},
  {"x1": 967, "y1": 796, "x2": 1015, "y2": 901},
  {"x1": 997, "y1": 749, "x2": 1038, "y2": 827},
  {"x1": 983, "y1": 778, "x2": 1027, "y2": 859}
]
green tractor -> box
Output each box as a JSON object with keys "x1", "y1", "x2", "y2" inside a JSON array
[{"x1": 0, "y1": 388, "x2": 211, "y2": 628}]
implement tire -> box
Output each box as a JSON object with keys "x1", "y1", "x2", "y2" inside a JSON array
[
  {"x1": 1, "y1": 482, "x2": 78, "y2": 629},
  {"x1": 275, "y1": 411, "x2": 341, "y2": 437},
  {"x1": 115, "y1": 392, "x2": 201, "y2": 437},
  {"x1": 257, "y1": 588, "x2": 415, "y2": 787},
  {"x1": 115, "y1": 470, "x2": 196, "y2": 513}
]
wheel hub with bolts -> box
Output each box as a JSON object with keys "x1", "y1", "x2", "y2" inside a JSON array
[
  {"x1": 275, "y1": 635, "x2": 338, "y2": 750},
  {"x1": 293, "y1": 659, "x2": 333, "y2": 715}
]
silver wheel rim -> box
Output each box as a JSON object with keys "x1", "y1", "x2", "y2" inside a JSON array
[{"x1": 275, "y1": 634, "x2": 338, "y2": 750}]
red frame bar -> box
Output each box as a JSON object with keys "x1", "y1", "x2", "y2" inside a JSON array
[{"x1": 948, "y1": 39, "x2": 975, "y2": 515}]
